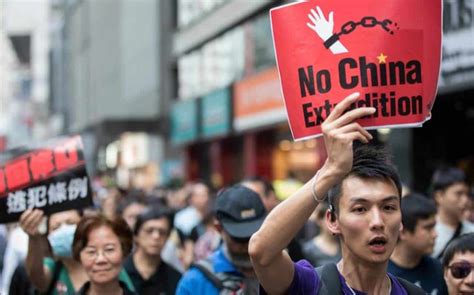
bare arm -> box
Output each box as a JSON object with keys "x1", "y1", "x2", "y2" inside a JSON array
[
  {"x1": 182, "y1": 239, "x2": 195, "y2": 269},
  {"x1": 249, "y1": 92, "x2": 375, "y2": 294},
  {"x1": 20, "y1": 209, "x2": 52, "y2": 292}
]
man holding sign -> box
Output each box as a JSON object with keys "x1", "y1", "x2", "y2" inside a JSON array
[
  {"x1": 249, "y1": 92, "x2": 424, "y2": 294},
  {"x1": 250, "y1": 0, "x2": 441, "y2": 291}
]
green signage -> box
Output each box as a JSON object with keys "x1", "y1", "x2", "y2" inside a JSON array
[
  {"x1": 170, "y1": 100, "x2": 198, "y2": 145},
  {"x1": 201, "y1": 88, "x2": 231, "y2": 138}
]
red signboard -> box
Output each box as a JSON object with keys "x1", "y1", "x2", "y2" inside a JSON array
[
  {"x1": 270, "y1": 0, "x2": 442, "y2": 140},
  {"x1": 0, "y1": 136, "x2": 92, "y2": 223}
]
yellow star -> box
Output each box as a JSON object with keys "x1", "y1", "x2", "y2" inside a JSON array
[{"x1": 377, "y1": 53, "x2": 388, "y2": 64}]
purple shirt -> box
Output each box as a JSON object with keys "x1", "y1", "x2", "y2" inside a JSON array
[{"x1": 287, "y1": 260, "x2": 408, "y2": 295}]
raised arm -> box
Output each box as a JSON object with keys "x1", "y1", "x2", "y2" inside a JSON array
[
  {"x1": 248, "y1": 92, "x2": 375, "y2": 294},
  {"x1": 19, "y1": 209, "x2": 52, "y2": 292}
]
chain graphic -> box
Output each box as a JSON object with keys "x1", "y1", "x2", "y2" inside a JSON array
[
  {"x1": 324, "y1": 16, "x2": 399, "y2": 49},
  {"x1": 307, "y1": 6, "x2": 400, "y2": 55}
]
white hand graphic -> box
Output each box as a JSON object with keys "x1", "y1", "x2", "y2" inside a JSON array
[
  {"x1": 307, "y1": 6, "x2": 334, "y2": 41},
  {"x1": 307, "y1": 6, "x2": 348, "y2": 54}
]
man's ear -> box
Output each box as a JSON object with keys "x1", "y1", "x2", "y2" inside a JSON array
[
  {"x1": 325, "y1": 210, "x2": 341, "y2": 235},
  {"x1": 443, "y1": 267, "x2": 450, "y2": 282},
  {"x1": 433, "y1": 190, "x2": 443, "y2": 205},
  {"x1": 398, "y1": 227, "x2": 409, "y2": 241}
]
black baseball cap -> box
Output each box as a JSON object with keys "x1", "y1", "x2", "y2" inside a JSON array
[{"x1": 215, "y1": 185, "x2": 266, "y2": 239}]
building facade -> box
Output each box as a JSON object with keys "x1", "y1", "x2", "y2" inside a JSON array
[
  {"x1": 169, "y1": 0, "x2": 474, "y2": 191},
  {"x1": 48, "y1": 0, "x2": 474, "y2": 192},
  {"x1": 0, "y1": 0, "x2": 51, "y2": 150},
  {"x1": 50, "y1": 0, "x2": 168, "y2": 187}
]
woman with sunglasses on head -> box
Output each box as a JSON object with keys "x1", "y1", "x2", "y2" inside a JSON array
[
  {"x1": 442, "y1": 233, "x2": 474, "y2": 295},
  {"x1": 72, "y1": 215, "x2": 136, "y2": 294}
]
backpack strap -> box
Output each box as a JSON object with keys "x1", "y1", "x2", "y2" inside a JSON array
[
  {"x1": 192, "y1": 258, "x2": 243, "y2": 292},
  {"x1": 192, "y1": 259, "x2": 225, "y2": 290},
  {"x1": 315, "y1": 263, "x2": 342, "y2": 295},
  {"x1": 316, "y1": 264, "x2": 425, "y2": 295},
  {"x1": 396, "y1": 277, "x2": 426, "y2": 295}
]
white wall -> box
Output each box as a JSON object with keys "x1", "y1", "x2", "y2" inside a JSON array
[{"x1": 68, "y1": 0, "x2": 160, "y2": 131}]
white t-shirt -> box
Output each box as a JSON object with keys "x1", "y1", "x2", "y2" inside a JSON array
[
  {"x1": 1, "y1": 227, "x2": 28, "y2": 294},
  {"x1": 432, "y1": 218, "x2": 474, "y2": 258}
]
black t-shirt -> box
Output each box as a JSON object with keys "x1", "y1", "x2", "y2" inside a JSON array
[
  {"x1": 388, "y1": 255, "x2": 448, "y2": 295},
  {"x1": 123, "y1": 254, "x2": 182, "y2": 295},
  {"x1": 9, "y1": 263, "x2": 35, "y2": 295}
]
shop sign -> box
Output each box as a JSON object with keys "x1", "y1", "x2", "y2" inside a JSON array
[
  {"x1": 0, "y1": 136, "x2": 92, "y2": 223},
  {"x1": 171, "y1": 99, "x2": 198, "y2": 145},
  {"x1": 120, "y1": 133, "x2": 149, "y2": 169},
  {"x1": 270, "y1": 0, "x2": 442, "y2": 140},
  {"x1": 202, "y1": 88, "x2": 231, "y2": 138},
  {"x1": 438, "y1": 0, "x2": 474, "y2": 91},
  {"x1": 233, "y1": 67, "x2": 286, "y2": 131}
]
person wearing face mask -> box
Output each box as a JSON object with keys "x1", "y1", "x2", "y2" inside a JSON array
[
  {"x1": 19, "y1": 209, "x2": 89, "y2": 294},
  {"x1": 176, "y1": 185, "x2": 266, "y2": 295}
]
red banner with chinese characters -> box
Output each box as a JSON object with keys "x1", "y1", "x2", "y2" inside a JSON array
[
  {"x1": 0, "y1": 136, "x2": 92, "y2": 223},
  {"x1": 270, "y1": 0, "x2": 442, "y2": 140}
]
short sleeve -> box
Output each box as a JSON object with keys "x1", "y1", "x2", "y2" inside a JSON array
[{"x1": 288, "y1": 260, "x2": 320, "y2": 294}]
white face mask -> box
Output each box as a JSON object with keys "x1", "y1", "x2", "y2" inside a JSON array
[{"x1": 48, "y1": 223, "x2": 77, "y2": 258}]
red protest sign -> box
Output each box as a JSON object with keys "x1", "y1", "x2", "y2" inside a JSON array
[
  {"x1": 270, "y1": 0, "x2": 442, "y2": 140},
  {"x1": 0, "y1": 136, "x2": 92, "y2": 223}
]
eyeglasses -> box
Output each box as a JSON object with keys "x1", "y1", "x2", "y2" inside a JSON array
[
  {"x1": 81, "y1": 246, "x2": 119, "y2": 261},
  {"x1": 449, "y1": 262, "x2": 474, "y2": 279},
  {"x1": 141, "y1": 227, "x2": 169, "y2": 237}
]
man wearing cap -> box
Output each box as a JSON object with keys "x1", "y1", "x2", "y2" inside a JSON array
[{"x1": 176, "y1": 185, "x2": 266, "y2": 295}]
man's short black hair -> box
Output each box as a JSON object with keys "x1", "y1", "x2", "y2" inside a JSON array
[
  {"x1": 134, "y1": 206, "x2": 174, "y2": 236},
  {"x1": 430, "y1": 166, "x2": 467, "y2": 194},
  {"x1": 400, "y1": 193, "x2": 437, "y2": 233},
  {"x1": 328, "y1": 143, "x2": 402, "y2": 217},
  {"x1": 442, "y1": 233, "x2": 474, "y2": 268},
  {"x1": 116, "y1": 191, "x2": 148, "y2": 216},
  {"x1": 242, "y1": 176, "x2": 275, "y2": 197}
]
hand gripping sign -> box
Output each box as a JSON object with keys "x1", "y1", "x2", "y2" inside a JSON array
[
  {"x1": 270, "y1": 0, "x2": 442, "y2": 140},
  {"x1": 0, "y1": 136, "x2": 92, "y2": 223}
]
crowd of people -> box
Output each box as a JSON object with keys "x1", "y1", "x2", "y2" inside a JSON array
[{"x1": 0, "y1": 93, "x2": 472, "y2": 294}]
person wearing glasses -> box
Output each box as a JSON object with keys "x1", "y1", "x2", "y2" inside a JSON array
[
  {"x1": 442, "y1": 233, "x2": 474, "y2": 295},
  {"x1": 124, "y1": 206, "x2": 182, "y2": 294},
  {"x1": 72, "y1": 215, "x2": 136, "y2": 294}
]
